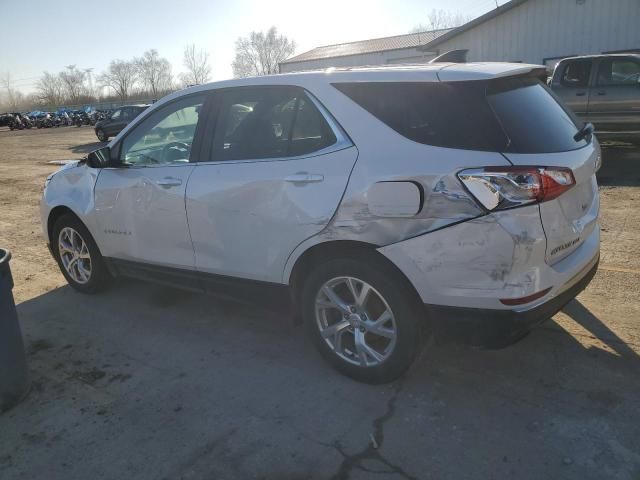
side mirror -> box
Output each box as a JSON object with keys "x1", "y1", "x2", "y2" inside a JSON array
[{"x1": 86, "y1": 146, "x2": 112, "y2": 169}]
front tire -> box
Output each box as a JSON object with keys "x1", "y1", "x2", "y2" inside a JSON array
[
  {"x1": 52, "y1": 213, "x2": 111, "y2": 294},
  {"x1": 301, "y1": 254, "x2": 424, "y2": 384}
]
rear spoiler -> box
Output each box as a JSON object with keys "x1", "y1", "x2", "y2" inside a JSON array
[{"x1": 437, "y1": 64, "x2": 549, "y2": 83}]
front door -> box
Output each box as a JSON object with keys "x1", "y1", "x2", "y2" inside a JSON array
[
  {"x1": 588, "y1": 56, "x2": 640, "y2": 133},
  {"x1": 552, "y1": 59, "x2": 593, "y2": 120},
  {"x1": 186, "y1": 86, "x2": 357, "y2": 284},
  {"x1": 94, "y1": 93, "x2": 207, "y2": 270}
]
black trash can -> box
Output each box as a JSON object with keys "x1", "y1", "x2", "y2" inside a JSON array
[{"x1": 0, "y1": 249, "x2": 30, "y2": 412}]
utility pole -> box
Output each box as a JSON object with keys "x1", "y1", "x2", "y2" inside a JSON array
[{"x1": 84, "y1": 68, "x2": 94, "y2": 98}]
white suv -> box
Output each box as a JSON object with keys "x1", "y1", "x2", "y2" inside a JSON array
[{"x1": 41, "y1": 63, "x2": 601, "y2": 383}]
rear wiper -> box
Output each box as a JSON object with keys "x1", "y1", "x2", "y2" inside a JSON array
[{"x1": 574, "y1": 122, "x2": 594, "y2": 142}]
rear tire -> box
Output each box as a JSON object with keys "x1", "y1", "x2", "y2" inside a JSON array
[
  {"x1": 52, "y1": 213, "x2": 111, "y2": 294},
  {"x1": 301, "y1": 253, "x2": 424, "y2": 384}
]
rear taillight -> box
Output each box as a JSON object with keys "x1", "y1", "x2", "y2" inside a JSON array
[{"x1": 457, "y1": 166, "x2": 575, "y2": 211}]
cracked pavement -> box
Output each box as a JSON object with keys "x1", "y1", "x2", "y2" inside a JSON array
[{"x1": 1, "y1": 129, "x2": 639, "y2": 479}]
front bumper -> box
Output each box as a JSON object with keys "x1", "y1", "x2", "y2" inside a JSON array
[{"x1": 428, "y1": 255, "x2": 599, "y2": 348}]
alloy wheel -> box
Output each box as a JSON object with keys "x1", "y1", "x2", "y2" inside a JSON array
[
  {"x1": 315, "y1": 276, "x2": 397, "y2": 367},
  {"x1": 58, "y1": 227, "x2": 92, "y2": 284}
]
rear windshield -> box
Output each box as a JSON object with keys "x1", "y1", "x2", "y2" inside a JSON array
[{"x1": 333, "y1": 78, "x2": 587, "y2": 153}]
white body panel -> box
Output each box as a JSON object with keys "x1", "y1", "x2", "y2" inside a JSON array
[
  {"x1": 504, "y1": 139, "x2": 601, "y2": 264},
  {"x1": 186, "y1": 147, "x2": 358, "y2": 282},
  {"x1": 93, "y1": 164, "x2": 196, "y2": 269},
  {"x1": 378, "y1": 205, "x2": 600, "y2": 310},
  {"x1": 40, "y1": 161, "x2": 100, "y2": 245}
]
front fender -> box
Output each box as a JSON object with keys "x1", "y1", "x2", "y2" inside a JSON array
[{"x1": 40, "y1": 162, "x2": 100, "y2": 245}]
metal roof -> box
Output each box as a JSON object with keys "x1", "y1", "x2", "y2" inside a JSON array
[{"x1": 280, "y1": 28, "x2": 453, "y2": 65}]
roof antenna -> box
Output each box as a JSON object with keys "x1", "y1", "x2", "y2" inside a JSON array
[{"x1": 495, "y1": 0, "x2": 500, "y2": 7}]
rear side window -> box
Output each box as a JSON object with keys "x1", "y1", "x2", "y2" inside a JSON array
[
  {"x1": 334, "y1": 79, "x2": 586, "y2": 153},
  {"x1": 333, "y1": 82, "x2": 507, "y2": 152},
  {"x1": 597, "y1": 58, "x2": 640, "y2": 86},
  {"x1": 211, "y1": 87, "x2": 336, "y2": 161}
]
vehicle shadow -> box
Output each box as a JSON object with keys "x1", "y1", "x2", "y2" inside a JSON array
[
  {"x1": 560, "y1": 298, "x2": 639, "y2": 361},
  {"x1": 597, "y1": 143, "x2": 640, "y2": 187},
  {"x1": 3, "y1": 277, "x2": 638, "y2": 479},
  {"x1": 71, "y1": 141, "x2": 106, "y2": 154}
]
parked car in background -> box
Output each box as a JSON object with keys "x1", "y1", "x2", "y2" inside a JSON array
[
  {"x1": 41, "y1": 64, "x2": 600, "y2": 383},
  {"x1": 94, "y1": 105, "x2": 149, "y2": 141},
  {"x1": 0, "y1": 113, "x2": 14, "y2": 127},
  {"x1": 550, "y1": 54, "x2": 640, "y2": 143}
]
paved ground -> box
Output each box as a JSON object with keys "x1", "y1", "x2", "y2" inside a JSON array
[{"x1": 0, "y1": 127, "x2": 639, "y2": 479}]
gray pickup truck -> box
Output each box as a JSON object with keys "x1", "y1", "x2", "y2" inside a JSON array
[{"x1": 550, "y1": 54, "x2": 640, "y2": 143}]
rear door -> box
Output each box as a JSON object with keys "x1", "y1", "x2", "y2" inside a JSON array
[
  {"x1": 552, "y1": 59, "x2": 593, "y2": 120},
  {"x1": 186, "y1": 85, "x2": 357, "y2": 284},
  {"x1": 487, "y1": 77, "x2": 599, "y2": 264},
  {"x1": 588, "y1": 56, "x2": 640, "y2": 133}
]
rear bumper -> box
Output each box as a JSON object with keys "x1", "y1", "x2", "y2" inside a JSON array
[{"x1": 428, "y1": 255, "x2": 599, "y2": 348}]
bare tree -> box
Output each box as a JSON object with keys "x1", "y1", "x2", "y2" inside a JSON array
[
  {"x1": 135, "y1": 49, "x2": 173, "y2": 99},
  {"x1": 36, "y1": 72, "x2": 64, "y2": 106},
  {"x1": 181, "y1": 44, "x2": 211, "y2": 86},
  {"x1": 410, "y1": 9, "x2": 471, "y2": 33},
  {"x1": 99, "y1": 60, "x2": 137, "y2": 101},
  {"x1": 59, "y1": 65, "x2": 87, "y2": 103},
  {"x1": 232, "y1": 27, "x2": 295, "y2": 78},
  {"x1": 1, "y1": 72, "x2": 20, "y2": 110}
]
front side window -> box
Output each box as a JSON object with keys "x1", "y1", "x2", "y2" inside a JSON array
[
  {"x1": 110, "y1": 109, "x2": 121, "y2": 120},
  {"x1": 597, "y1": 58, "x2": 640, "y2": 86},
  {"x1": 211, "y1": 87, "x2": 336, "y2": 161},
  {"x1": 119, "y1": 94, "x2": 204, "y2": 166},
  {"x1": 561, "y1": 60, "x2": 592, "y2": 87}
]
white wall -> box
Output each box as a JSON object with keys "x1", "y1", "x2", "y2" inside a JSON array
[
  {"x1": 434, "y1": 0, "x2": 640, "y2": 66},
  {"x1": 281, "y1": 0, "x2": 639, "y2": 73}
]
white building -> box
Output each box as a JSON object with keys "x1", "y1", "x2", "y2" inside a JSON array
[{"x1": 280, "y1": 0, "x2": 640, "y2": 73}]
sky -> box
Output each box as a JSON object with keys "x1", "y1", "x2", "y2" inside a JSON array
[{"x1": 0, "y1": 0, "x2": 499, "y2": 94}]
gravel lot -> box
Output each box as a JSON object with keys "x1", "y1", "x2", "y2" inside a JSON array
[{"x1": 0, "y1": 126, "x2": 639, "y2": 480}]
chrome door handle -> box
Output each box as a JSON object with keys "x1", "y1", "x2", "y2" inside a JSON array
[
  {"x1": 284, "y1": 173, "x2": 324, "y2": 184},
  {"x1": 156, "y1": 177, "x2": 182, "y2": 188}
]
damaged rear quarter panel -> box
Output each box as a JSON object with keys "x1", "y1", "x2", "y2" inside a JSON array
[{"x1": 377, "y1": 204, "x2": 547, "y2": 308}]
